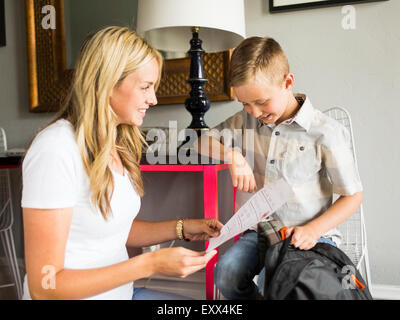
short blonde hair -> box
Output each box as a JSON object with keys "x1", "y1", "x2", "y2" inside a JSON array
[{"x1": 229, "y1": 37, "x2": 289, "y2": 87}]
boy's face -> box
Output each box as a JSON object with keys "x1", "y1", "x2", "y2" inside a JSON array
[{"x1": 234, "y1": 73, "x2": 294, "y2": 125}]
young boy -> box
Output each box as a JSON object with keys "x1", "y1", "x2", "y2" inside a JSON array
[{"x1": 197, "y1": 37, "x2": 363, "y2": 299}]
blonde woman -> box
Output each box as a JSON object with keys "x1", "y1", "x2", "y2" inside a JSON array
[{"x1": 21, "y1": 26, "x2": 221, "y2": 300}]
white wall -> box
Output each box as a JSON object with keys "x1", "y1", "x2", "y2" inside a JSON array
[
  {"x1": 143, "y1": 0, "x2": 400, "y2": 286},
  {"x1": 0, "y1": 0, "x2": 398, "y2": 287}
]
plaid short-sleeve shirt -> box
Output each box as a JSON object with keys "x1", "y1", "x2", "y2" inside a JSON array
[{"x1": 209, "y1": 94, "x2": 363, "y2": 245}]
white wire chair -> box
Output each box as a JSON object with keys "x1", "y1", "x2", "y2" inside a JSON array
[
  {"x1": 0, "y1": 127, "x2": 23, "y2": 299},
  {"x1": 323, "y1": 107, "x2": 371, "y2": 286}
]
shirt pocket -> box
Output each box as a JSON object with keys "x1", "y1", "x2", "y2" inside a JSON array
[{"x1": 281, "y1": 141, "x2": 322, "y2": 184}]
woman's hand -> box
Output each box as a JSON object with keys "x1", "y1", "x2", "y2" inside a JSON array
[
  {"x1": 151, "y1": 247, "x2": 217, "y2": 278},
  {"x1": 285, "y1": 225, "x2": 320, "y2": 250},
  {"x1": 230, "y1": 150, "x2": 257, "y2": 193},
  {"x1": 183, "y1": 219, "x2": 224, "y2": 241}
]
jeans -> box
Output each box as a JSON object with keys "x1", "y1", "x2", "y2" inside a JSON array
[
  {"x1": 132, "y1": 287, "x2": 193, "y2": 300},
  {"x1": 214, "y1": 231, "x2": 337, "y2": 300}
]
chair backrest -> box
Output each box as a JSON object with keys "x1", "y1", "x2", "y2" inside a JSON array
[
  {"x1": 0, "y1": 127, "x2": 13, "y2": 231},
  {"x1": 0, "y1": 170, "x2": 13, "y2": 231},
  {"x1": 323, "y1": 107, "x2": 369, "y2": 280},
  {"x1": 0, "y1": 127, "x2": 7, "y2": 152}
]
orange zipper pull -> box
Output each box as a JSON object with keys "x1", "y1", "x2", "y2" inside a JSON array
[
  {"x1": 280, "y1": 227, "x2": 288, "y2": 241},
  {"x1": 351, "y1": 274, "x2": 365, "y2": 290}
]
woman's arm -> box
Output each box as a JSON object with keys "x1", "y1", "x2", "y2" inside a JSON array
[
  {"x1": 126, "y1": 219, "x2": 223, "y2": 248},
  {"x1": 126, "y1": 220, "x2": 178, "y2": 248},
  {"x1": 23, "y1": 208, "x2": 216, "y2": 300}
]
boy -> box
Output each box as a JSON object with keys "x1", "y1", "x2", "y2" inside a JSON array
[{"x1": 197, "y1": 37, "x2": 363, "y2": 299}]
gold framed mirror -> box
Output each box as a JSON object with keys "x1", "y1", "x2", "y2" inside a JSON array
[{"x1": 25, "y1": 0, "x2": 234, "y2": 113}]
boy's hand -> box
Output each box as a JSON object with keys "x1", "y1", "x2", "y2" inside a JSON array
[
  {"x1": 230, "y1": 150, "x2": 257, "y2": 193},
  {"x1": 285, "y1": 225, "x2": 320, "y2": 250}
]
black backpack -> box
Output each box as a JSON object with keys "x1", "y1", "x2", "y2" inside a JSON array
[{"x1": 260, "y1": 234, "x2": 373, "y2": 300}]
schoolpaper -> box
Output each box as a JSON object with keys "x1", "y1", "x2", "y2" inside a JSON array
[{"x1": 206, "y1": 178, "x2": 294, "y2": 252}]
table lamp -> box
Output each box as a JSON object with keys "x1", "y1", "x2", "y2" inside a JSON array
[{"x1": 136, "y1": 0, "x2": 246, "y2": 135}]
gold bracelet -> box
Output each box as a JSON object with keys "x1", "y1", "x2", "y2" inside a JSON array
[{"x1": 176, "y1": 218, "x2": 189, "y2": 241}]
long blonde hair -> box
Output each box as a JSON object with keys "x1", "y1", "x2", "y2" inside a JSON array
[{"x1": 54, "y1": 26, "x2": 163, "y2": 219}]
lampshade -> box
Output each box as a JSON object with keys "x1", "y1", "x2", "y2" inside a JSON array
[{"x1": 136, "y1": 0, "x2": 246, "y2": 53}]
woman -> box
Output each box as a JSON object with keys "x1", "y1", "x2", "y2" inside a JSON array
[{"x1": 21, "y1": 26, "x2": 222, "y2": 300}]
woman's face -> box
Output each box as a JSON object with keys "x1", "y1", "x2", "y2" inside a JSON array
[{"x1": 110, "y1": 58, "x2": 159, "y2": 127}]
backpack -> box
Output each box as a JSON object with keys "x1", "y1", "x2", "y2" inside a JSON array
[{"x1": 260, "y1": 233, "x2": 373, "y2": 300}]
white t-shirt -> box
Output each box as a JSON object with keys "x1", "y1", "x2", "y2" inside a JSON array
[{"x1": 21, "y1": 119, "x2": 141, "y2": 300}]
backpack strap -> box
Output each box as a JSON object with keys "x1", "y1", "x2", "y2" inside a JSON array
[
  {"x1": 264, "y1": 234, "x2": 293, "y2": 298},
  {"x1": 257, "y1": 222, "x2": 286, "y2": 272},
  {"x1": 275, "y1": 235, "x2": 292, "y2": 267}
]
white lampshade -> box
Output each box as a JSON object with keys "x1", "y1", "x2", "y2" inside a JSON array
[{"x1": 136, "y1": 0, "x2": 246, "y2": 53}]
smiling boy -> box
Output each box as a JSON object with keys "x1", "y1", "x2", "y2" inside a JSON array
[{"x1": 198, "y1": 37, "x2": 363, "y2": 299}]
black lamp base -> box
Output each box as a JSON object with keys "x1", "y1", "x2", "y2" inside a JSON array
[
  {"x1": 177, "y1": 27, "x2": 211, "y2": 159},
  {"x1": 184, "y1": 27, "x2": 211, "y2": 131}
]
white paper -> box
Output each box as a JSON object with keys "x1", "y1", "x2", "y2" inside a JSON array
[{"x1": 206, "y1": 178, "x2": 294, "y2": 252}]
